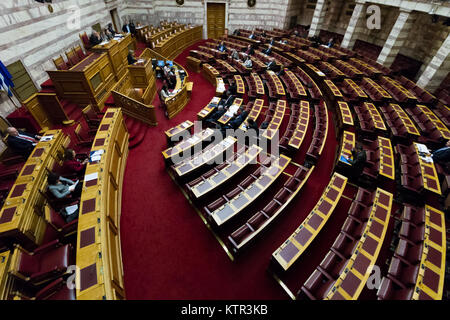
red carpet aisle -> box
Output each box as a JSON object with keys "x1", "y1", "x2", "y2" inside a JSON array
[{"x1": 119, "y1": 40, "x2": 337, "y2": 299}]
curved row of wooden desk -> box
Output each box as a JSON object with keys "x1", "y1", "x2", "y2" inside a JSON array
[
  {"x1": 0, "y1": 130, "x2": 70, "y2": 251},
  {"x1": 75, "y1": 108, "x2": 129, "y2": 300},
  {"x1": 153, "y1": 26, "x2": 203, "y2": 60}
]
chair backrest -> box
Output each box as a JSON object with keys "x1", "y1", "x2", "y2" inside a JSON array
[
  {"x1": 74, "y1": 45, "x2": 85, "y2": 60},
  {"x1": 53, "y1": 56, "x2": 68, "y2": 70},
  {"x1": 79, "y1": 32, "x2": 91, "y2": 50},
  {"x1": 65, "y1": 49, "x2": 80, "y2": 67}
]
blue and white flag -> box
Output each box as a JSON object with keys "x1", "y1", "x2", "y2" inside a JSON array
[{"x1": 0, "y1": 60, "x2": 14, "y2": 97}]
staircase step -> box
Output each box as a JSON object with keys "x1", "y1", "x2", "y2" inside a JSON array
[
  {"x1": 129, "y1": 127, "x2": 147, "y2": 149},
  {"x1": 40, "y1": 79, "x2": 54, "y2": 89}
]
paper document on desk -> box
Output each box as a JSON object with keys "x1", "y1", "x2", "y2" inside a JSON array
[
  {"x1": 40, "y1": 135, "x2": 54, "y2": 142},
  {"x1": 416, "y1": 143, "x2": 429, "y2": 153},
  {"x1": 65, "y1": 204, "x2": 78, "y2": 216},
  {"x1": 420, "y1": 155, "x2": 433, "y2": 163},
  {"x1": 187, "y1": 136, "x2": 200, "y2": 144},
  {"x1": 317, "y1": 71, "x2": 326, "y2": 77},
  {"x1": 68, "y1": 180, "x2": 79, "y2": 192},
  {"x1": 90, "y1": 149, "x2": 104, "y2": 162},
  {"x1": 137, "y1": 59, "x2": 145, "y2": 64},
  {"x1": 181, "y1": 122, "x2": 189, "y2": 128},
  {"x1": 99, "y1": 41, "x2": 109, "y2": 46},
  {"x1": 85, "y1": 172, "x2": 98, "y2": 182}
]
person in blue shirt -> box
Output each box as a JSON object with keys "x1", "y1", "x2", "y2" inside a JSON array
[
  {"x1": 217, "y1": 41, "x2": 227, "y2": 52},
  {"x1": 432, "y1": 140, "x2": 450, "y2": 164}
]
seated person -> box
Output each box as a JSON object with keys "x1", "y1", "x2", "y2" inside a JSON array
[
  {"x1": 226, "y1": 81, "x2": 237, "y2": 96},
  {"x1": 6, "y1": 127, "x2": 41, "y2": 158},
  {"x1": 217, "y1": 41, "x2": 227, "y2": 52},
  {"x1": 231, "y1": 49, "x2": 240, "y2": 61},
  {"x1": 244, "y1": 56, "x2": 253, "y2": 68},
  {"x1": 104, "y1": 28, "x2": 114, "y2": 40},
  {"x1": 63, "y1": 149, "x2": 88, "y2": 177},
  {"x1": 233, "y1": 29, "x2": 241, "y2": 36},
  {"x1": 326, "y1": 37, "x2": 335, "y2": 48},
  {"x1": 127, "y1": 50, "x2": 137, "y2": 65},
  {"x1": 244, "y1": 44, "x2": 254, "y2": 55},
  {"x1": 166, "y1": 67, "x2": 177, "y2": 90},
  {"x1": 263, "y1": 44, "x2": 272, "y2": 55},
  {"x1": 266, "y1": 59, "x2": 277, "y2": 71},
  {"x1": 107, "y1": 23, "x2": 117, "y2": 36},
  {"x1": 343, "y1": 144, "x2": 367, "y2": 178},
  {"x1": 225, "y1": 109, "x2": 249, "y2": 130},
  {"x1": 246, "y1": 118, "x2": 259, "y2": 131},
  {"x1": 89, "y1": 31, "x2": 103, "y2": 46},
  {"x1": 205, "y1": 105, "x2": 227, "y2": 127},
  {"x1": 159, "y1": 84, "x2": 171, "y2": 117},
  {"x1": 268, "y1": 37, "x2": 274, "y2": 45},
  {"x1": 47, "y1": 172, "x2": 82, "y2": 200},
  {"x1": 249, "y1": 32, "x2": 255, "y2": 39},
  {"x1": 431, "y1": 140, "x2": 450, "y2": 164}
]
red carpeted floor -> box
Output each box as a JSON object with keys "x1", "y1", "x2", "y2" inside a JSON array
[{"x1": 119, "y1": 40, "x2": 340, "y2": 299}]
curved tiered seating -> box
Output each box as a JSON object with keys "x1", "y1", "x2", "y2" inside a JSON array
[
  {"x1": 339, "y1": 78, "x2": 368, "y2": 102},
  {"x1": 298, "y1": 188, "x2": 393, "y2": 300},
  {"x1": 378, "y1": 205, "x2": 446, "y2": 300},
  {"x1": 288, "y1": 101, "x2": 310, "y2": 150},
  {"x1": 263, "y1": 70, "x2": 286, "y2": 99},
  {"x1": 306, "y1": 101, "x2": 328, "y2": 164},
  {"x1": 354, "y1": 102, "x2": 387, "y2": 137},
  {"x1": 205, "y1": 155, "x2": 291, "y2": 226},
  {"x1": 406, "y1": 105, "x2": 450, "y2": 145},
  {"x1": 334, "y1": 60, "x2": 365, "y2": 79},
  {"x1": 229, "y1": 165, "x2": 315, "y2": 252},
  {"x1": 294, "y1": 66, "x2": 323, "y2": 101},
  {"x1": 280, "y1": 69, "x2": 307, "y2": 101},
  {"x1": 239, "y1": 99, "x2": 264, "y2": 131},
  {"x1": 261, "y1": 100, "x2": 287, "y2": 141},
  {"x1": 379, "y1": 103, "x2": 420, "y2": 140},
  {"x1": 379, "y1": 76, "x2": 418, "y2": 103},
  {"x1": 272, "y1": 173, "x2": 348, "y2": 271},
  {"x1": 361, "y1": 77, "x2": 392, "y2": 102}
]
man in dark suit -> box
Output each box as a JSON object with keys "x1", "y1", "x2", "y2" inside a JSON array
[
  {"x1": 344, "y1": 144, "x2": 367, "y2": 179},
  {"x1": 122, "y1": 20, "x2": 131, "y2": 33},
  {"x1": 432, "y1": 140, "x2": 450, "y2": 164},
  {"x1": 107, "y1": 23, "x2": 117, "y2": 36},
  {"x1": 127, "y1": 50, "x2": 137, "y2": 65},
  {"x1": 244, "y1": 44, "x2": 254, "y2": 55},
  {"x1": 89, "y1": 31, "x2": 103, "y2": 46},
  {"x1": 129, "y1": 21, "x2": 137, "y2": 35},
  {"x1": 226, "y1": 110, "x2": 249, "y2": 130},
  {"x1": 6, "y1": 127, "x2": 41, "y2": 158}
]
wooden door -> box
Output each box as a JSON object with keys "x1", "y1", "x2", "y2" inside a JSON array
[
  {"x1": 207, "y1": 3, "x2": 225, "y2": 39},
  {"x1": 6, "y1": 60, "x2": 38, "y2": 103}
]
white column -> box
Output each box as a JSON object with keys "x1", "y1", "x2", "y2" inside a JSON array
[
  {"x1": 377, "y1": 9, "x2": 414, "y2": 67},
  {"x1": 340, "y1": 1, "x2": 365, "y2": 49},
  {"x1": 308, "y1": 0, "x2": 327, "y2": 38},
  {"x1": 417, "y1": 33, "x2": 450, "y2": 93}
]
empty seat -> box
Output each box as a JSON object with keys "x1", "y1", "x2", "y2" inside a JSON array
[
  {"x1": 298, "y1": 269, "x2": 335, "y2": 300},
  {"x1": 377, "y1": 277, "x2": 414, "y2": 300},
  {"x1": 387, "y1": 256, "x2": 419, "y2": 287}
]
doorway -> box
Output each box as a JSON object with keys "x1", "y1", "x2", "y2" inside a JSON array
[
  {"x1": 206, "y1": 3, "x2": 226, "y2": 39},
  {"x1": 110, "y1": 8, "x2": 120, "y2": 33}
]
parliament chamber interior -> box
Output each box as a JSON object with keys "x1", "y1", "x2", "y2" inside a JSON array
[{"x1": 0, "y1": 0, "x2": 449, "y2": 301}]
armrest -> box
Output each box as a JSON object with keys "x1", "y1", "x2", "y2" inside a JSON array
[
  {"x1": 341, "y1": 230, "x2": 356, "y2": 242},
  {"x1": 33, "y1": 239, "x2": 60, "y2": 255}
]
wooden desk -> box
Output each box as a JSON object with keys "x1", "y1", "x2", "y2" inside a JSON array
[
  {"x1": 234, "y1": 75, "x2": 245, "y2": 95},
  {"x1": 128, "y1": 48, "x2": 155, "y2": 88},
  {"x1": 284, "y1": 52, "x2": 306, "y2": 66},
  {"x1": 350, "y1": 57, "x2": 382, "y2": 76},
  {"x1": 210, "y1": 155, "x2": 291, "y2": 226},
  {"x1": 336, "y1": 60, "x2": 365, "y2": 77},
  {"x1": 251, "y1": 73, "x2": 265, "y2": 95},
  {"x1": 164, "y1": 63, "x2": 191, "y2": 119},
  {"x1": 325, "y1": 188, "x2": 393, "y2": 300},
  {"x1": 154, "y1": 26, "x2": 202, "y2": 59},
  {"x1": 284, "y1": 70, "x2": 307, "y2": 97},
  {"x1": 165, "y1": 120, "x2": 194, "y2": 144},
  {"x1": 215, "y1": 77, "x2": 226, "y2": 97},
  {"x1": 324, "y1": 79, "x2": 343, "y2": 98},
  {"x1": 343, "y1": 79, "x2": 368, "y2": 99},
  {"x1": 378, "y1": 137, "x2": 395, "y2": 180},
  {"x1": 305, "y1": 63, "x2": 326, "y2": 79},
  {"x1": 390, "y1": 104, "x2": 420, "y2": 136},
  {"x1": 202, "y1": 63, "x2": 220, "y2": 85},
  {"x1": 337, "y1": 101, "x2": 354, "y2": 126},
  {"x1": 0, "y1": 251, "x2": 15, "y2": 300},
  {"x1": 338, "y1": 131, "x2": 355, "y2": 166},
  {"x1": 48, "y1": 53, "x2": 116, "y2": 112},
  {"x1": 162, "y1": 128, "x2": 215, "y2": 164},
  {"x1": 0, "y1": 130, "x2": 69, "y2": 251},
  {"x1": 288, "y1": 101, "x2": 310, "y2": 149},
  {"x1": 382, "y1": 76, "x2": 417, "y2": 100},
  {"x1": 239, "y1": 98, "x2": 264, "y2": 131},
  {"x1": 320, "y1": 62, "x2": 346, "y2": 79},
  {"x1": 365, "y1": 102, "x2": 387, "y2": 131},
  {"x1": 412, "y1": 205, "x2": 446, "y2": 300},
  {"x1": 91, "y1": 34, "x2": 132, "y2": 80},
  {"x1": 216, "y1": 59, "x2": 237, "y2": 75},
  {"x1": 172, "y1": 136, "x2": 237, "y2": 178},
  {"x1": 272, "y1": 173, "x2": 348, "y2": 271},
  {"x1": 363, "y1": 77, "x2": 392, "y2": 99},
  {"x1": 417, "y1": 105, "x2": 450, "y2": 140},
  {"x1": 197, "y1": 97, "x2": 221, "y2": 120},
  {"x1": 189, "y1": 145, "x2": 262, "y2": 199},
  {"x1": 76, "y1": 108, "x2": 129, "y2": 300},
  {"x1": 413, "y1": 142, "x2": 441, "y2": 195},
  {"x1": 262, "y1": 100, "x2": 287, "y2": 140},
  {"x1": 217, "y1": 98, "x2": 244, "y2": 125},
  {"x1": 266, "y1": 70, "x2": 285, "y2": 96}
]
